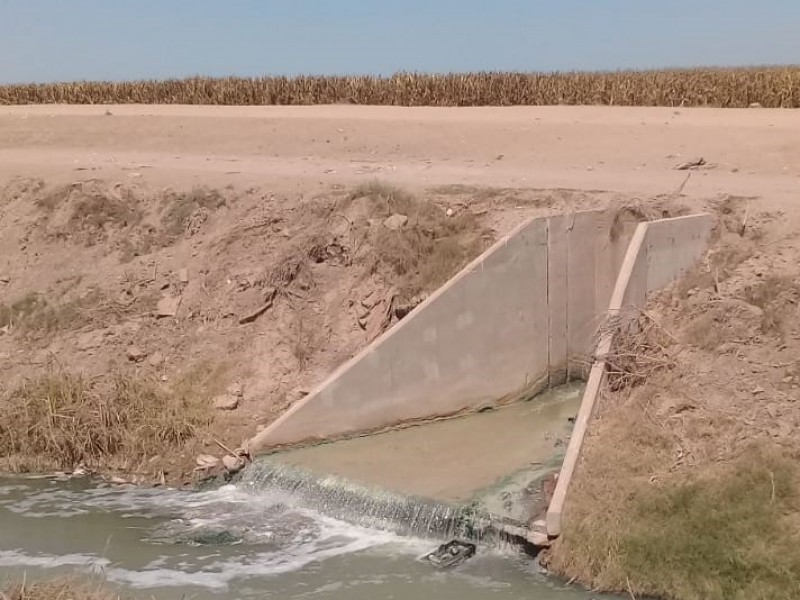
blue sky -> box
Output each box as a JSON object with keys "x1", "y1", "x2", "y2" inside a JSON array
[{"x1": 0, "y1": 0, "x2": 798, "y2": 83}]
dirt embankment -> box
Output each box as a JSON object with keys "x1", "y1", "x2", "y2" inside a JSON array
[
  {"x1": 0, "y1": 177, "x2": 600, "y2": 483},
  {"x1": 548, "y1": 198, "x2": 800, "y2": 600}
]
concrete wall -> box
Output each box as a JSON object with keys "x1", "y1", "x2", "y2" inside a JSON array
[
  {"x1": 545, "y1": 213, "x2": 712, "y2": 538},
  {"x1": 247, "y1": 209, "x2": 634, "y2": 452}
]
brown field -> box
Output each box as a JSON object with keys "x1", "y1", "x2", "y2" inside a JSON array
[
  {"x1": 2, "y1": 103, "x2": 800, "y2": 599},
  {"x1": 1, "y1": 67, "x2": 800, "y2": 108}
]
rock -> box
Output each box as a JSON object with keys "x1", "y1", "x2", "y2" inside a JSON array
[
  {"x1": 110, "y1": 476, "x2": 129, "y2": 485},
  {"x1": 383, "y1": 214, "x2": 409, "y2": 231},
  {"x1": 147, "y1": 351, "x2": 165, "y2": 366},
  {"x1": 212, "y1": 394, "x2": 239, "y2": 411},
  {"x1": 76, "y1": 329, "x2": 107, "y2": 351},
  {"x1": 445, "y1": 207, "x2": 455, "y2": 218},
  {"x1": 126, "y1": 345, "x2": 148, "y2": 362},
  {"x1": 156, "y1": 295, "x2": 181, "y2": 318},
  {"x1": 753, "y1": 386, "x2": 765, "y2": 395},
  {"x1": 0, "y1": 276, "x2": 9, "y2": 284},
  {"x1": 178, "y1": 268, "x2": 189, "y2": 283},
  {"x1": 196, "y1": 454, "x2": 220, "y2": 468},
  {"x1": 222, "y1": 454, "x2": 247, "y2": 474},
  {"x1": 749, "y1": 102, "x2": 763, "y2": 108},
  {"x1": 227, "y1": 382, "x2": 244, "y2": 398}
]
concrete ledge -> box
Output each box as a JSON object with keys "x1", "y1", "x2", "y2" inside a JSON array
[{"x1": 545, "y1": 213, "x2": 712, "y2": 538}]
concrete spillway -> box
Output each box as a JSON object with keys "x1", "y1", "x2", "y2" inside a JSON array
[{"x1": 244, "y1": 209, "x2": 712, "y2": 542}]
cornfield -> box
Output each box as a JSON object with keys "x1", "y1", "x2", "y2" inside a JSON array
[{"x1": 1, "y1": 68, "x2": 799, "y2": 107}]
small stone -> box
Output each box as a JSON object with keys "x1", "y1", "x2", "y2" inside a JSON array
[
  {"x1": 213, "y1": 394, "x2": 239, "y2": 411},
  {"x1": 76, "y1": 329, "x2": 106, "y2": 351},
  {"x1": 222, "y1": 454, "x2": 247, "y2": 474},
  {"x1": 782, "y1": 376, "x2": 793, "y2": 384},
  {"x1": 156, "y1": 296, "x2": 181, "y2": 318},
  {"x1": 753, "y1": 386, "x2": 765, "y2": 395},
  {"x1": 445, "y1": 207, "x2": 455, "y2": 218},
  {"x1": 227, "y1": 382, "x2": 244, "y2": 398},
  {"x1": 110, "y1": 476, "x2": 129, "y2": 485},
  {"x1": 0, "y1": 276, "x2": 9, "y2": 284},
  {"x1": 147, "y1": 351, "x2": 165, "y2": 366},
  {"x1": 749, "y1": 102, "x2": 763, "y2": 108},
  {"x1": 383, "y1": 214, "x2": 409, "y2": 231},
  {"x1": 178, "y1": 268, "x2": 189, "y2": 283},
  {"x1": 126, "y1": 345, "x2": 148, "y2": 362},
  {"x1": 196, "y1": 454, "x2": 220, "y2": 468}
]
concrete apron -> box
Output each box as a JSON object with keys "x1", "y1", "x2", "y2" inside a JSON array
[{"x1": 244, "y1": 210, "x2": 712, "y2": 544}]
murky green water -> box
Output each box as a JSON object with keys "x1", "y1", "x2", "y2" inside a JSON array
[{"x1": 0, "y1": 476, "x2": 611, "y2": 599}]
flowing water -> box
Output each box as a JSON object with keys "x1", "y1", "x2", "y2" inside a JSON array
[{"x1": 0, "y1": 475, "x2": 612, "y2": 599}]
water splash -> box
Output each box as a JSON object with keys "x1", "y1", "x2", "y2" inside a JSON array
[{"x1": 233, "y1": 459, "x2": 528, "y2": 546}]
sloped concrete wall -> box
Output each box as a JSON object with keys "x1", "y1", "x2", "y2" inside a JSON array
[
  {"x1": 248, "y1": 209, "x2": 634, "y2": 452},
  {"x1": 545, "y1": 213, "x2": 712, "y2": 538}
]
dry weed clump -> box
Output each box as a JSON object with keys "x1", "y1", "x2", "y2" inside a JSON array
[
  {"x1": 599, "y1": 311, "x2": 677, "y2": 392},
  {"x1": 34, "y1": 183, "x2": 144, "y2": 246},
  {"x1": 159, "y1": 187, "x2": 227, "y2": 241},
  {"x1": 1, "y1": 578, "x2": 118, "y2": 600},
  {"x1": 0, "y1": 368, "x2": 214, "y2": 473},
  {"x1": 1, "y1": 68, "x2": 799, "y2": 107},
  {"x1": 0, "y1": 290, "x2": 101, "y2": 337},
  {"x1": 347, "y1": 181, "x2": 488, "y2": 302}
]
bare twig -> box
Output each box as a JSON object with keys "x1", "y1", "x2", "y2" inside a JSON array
[
  {"x1": 740, "y1": 199, "x2": 749, "y2": 236},
  {"x1": 213, "y1": 437, "x2": 237, "y2": 457}
]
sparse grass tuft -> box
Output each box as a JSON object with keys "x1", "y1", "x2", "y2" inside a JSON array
[
  {"x1": 0, "y1": 367, "x2": 215, "y2": 473},
  {"x1": 349, "y1": 181, "x2": 488, "y2": 302},
  {"x1": 2, "y1": 578, "x2": 118, "y2": 600},
  {"x1": 0, "y1": 290, "x2": 102, "y2": 336},
  {"x1": 160, "y1": 187, "x2": 226, "y2": 240}
]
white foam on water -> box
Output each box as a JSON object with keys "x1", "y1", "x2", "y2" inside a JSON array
[
  {"x1": 106, "y1": 510, "x2": 410, "y2": 591},
  {"x1": 1, "y1": 478, "x2": 506, "y2": 593}
]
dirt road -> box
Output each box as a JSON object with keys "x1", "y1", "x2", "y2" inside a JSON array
[{"x1": 1, "y1": 105, "x2": 798, "y2": 208}]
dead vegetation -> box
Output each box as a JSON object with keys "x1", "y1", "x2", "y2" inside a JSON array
[
  {"x1": 0, "y1": 366, "x2": 219, "y2": 475},
  {"x1": 548, "y1": 199, "x2": 800, "y2": 599},
  {"x1": 159, "y1": 187, "x2": 227, "y2": 241},
  {"x1": 0, "y1": 290, "x2": 100, "y2": 337},
  {"x1": 2, "y1": 68, "x2": 799, "y2": 107},
  {"x1": 1, "y1": 578, "x2": 118, "y2": 600},
  {"x1": 345, "y1": 181, "x2": 489, "y2": 303}
]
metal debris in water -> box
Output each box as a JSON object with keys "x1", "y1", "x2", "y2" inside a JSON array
[{"x1": 423, "y1": 540, "x2": 477, "y2": 568}]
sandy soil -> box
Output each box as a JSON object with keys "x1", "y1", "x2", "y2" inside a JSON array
[{"x1": 1, "y1": 105, "x2": 798, "y2": 485}]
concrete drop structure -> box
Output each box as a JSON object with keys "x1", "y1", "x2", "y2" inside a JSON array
[{"x1": 245, "y1": 209, "x2": 713, "y2": 540}]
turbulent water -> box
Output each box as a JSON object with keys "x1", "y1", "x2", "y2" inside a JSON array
[{"x1": 0, "y1": 475, "x2": 611, "y2": 599}]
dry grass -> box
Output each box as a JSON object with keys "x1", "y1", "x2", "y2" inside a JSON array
[
  {"x1": 159, "y1": 187, "x2": 227, "y2": 241},
  {"x1": 0, "y1": 291, "x2": 100, "y2": 336},
  {"x1": 1, "y1": 68, "x2": 799, "y2": 107},
  {"x1": 348, "y1": 182, "x2": 488, "y2": 302},
  {"x1": 549, "y1": 215, "x2": 800, "y2": 598},
  {"x1": 1, "y1": 578, "x2": 118, "y2": 600},
  {"x1": 0, "y1": 367, "x2": 217, "y2": 473},
  {"x1": 550, "y1": 443, "x2": 800, "y2": 600}
]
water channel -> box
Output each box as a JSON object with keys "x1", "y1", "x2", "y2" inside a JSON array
[{"x1": 1, "y1": 384, "x2": 614, "y2": 599}]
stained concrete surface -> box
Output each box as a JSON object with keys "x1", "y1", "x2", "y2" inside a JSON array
[{"x1": 267, "y1": 383, "x2": 583, "y2": 515}]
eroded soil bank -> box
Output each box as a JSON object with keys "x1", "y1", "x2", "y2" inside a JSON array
[
  {"x1": 0, "y1": 177, "x2": 610, "y2": 483},
  {"x1": 547, "y1": 198, "x2": 800, "y2": 600}
]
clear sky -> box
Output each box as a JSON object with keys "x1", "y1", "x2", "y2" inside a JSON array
[{"x1": 1, "y1": 0, "x2": 798, "y2": 84}]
